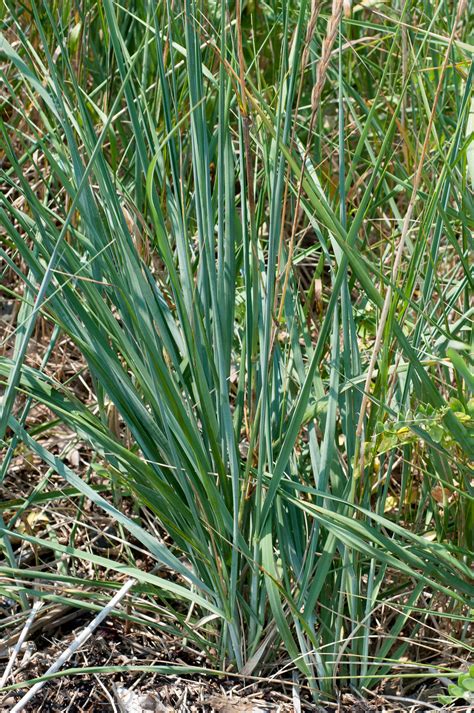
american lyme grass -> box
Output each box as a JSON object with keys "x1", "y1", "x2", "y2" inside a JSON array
[{"x1": 0, "y1": 0, "x2": 473, "y2": 704}]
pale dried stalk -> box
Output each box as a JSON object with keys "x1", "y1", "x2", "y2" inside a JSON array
[
  {"x1": 0, "y1": 601, "x2": 44, "y2": 689},
  {"x1": 301, "y1": 0, "x2": 322, "y2": 70},
  {"x1": 275, "y1": 0, "x2": 321, "y2": 324},
  {"x1": 311, "y1": 0, "x2": 344, "y2": 114},
  {"x1": 277, "y1": 0, "x2": 343, "y2": 324},
  {"x1": 235, "y1": 0, "x2": 255, "y2": 222},
  {"x1": 10, "y1": 579, "x2": 135, "y2": 713},
  {"x1": 355, "y1": 0, "x2": 468, "y2": 472}
]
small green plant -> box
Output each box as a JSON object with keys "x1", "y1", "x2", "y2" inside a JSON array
[{"x1": 438, "y1": 666, "x2": 474, "y2": 706}]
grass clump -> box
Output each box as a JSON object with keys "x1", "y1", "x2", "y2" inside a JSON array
[{"x1": 0, "y1": 0, "x2": 473, "y2": 704}]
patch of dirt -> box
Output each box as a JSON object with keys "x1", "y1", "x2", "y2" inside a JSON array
[{"x1": 0, "y1": 616, "x2": 304, "y2": 711}]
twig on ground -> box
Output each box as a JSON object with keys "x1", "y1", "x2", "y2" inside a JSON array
[
  {"x1": 94, "y1": 673, "x2": 119, "y2": 712},
  {"x1": 0, "y1": 600, "x2": 44, "y2": 689},
  {"x1": 9, "y1": 578, "x2": 136, "y2": 713}
]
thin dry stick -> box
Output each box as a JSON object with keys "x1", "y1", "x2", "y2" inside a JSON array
[
  {"x1": 235, "y1": 0, "x2": 255, "y2": 222},
  {"x1": 401, "y1": 12, "x2": 409, "y2": 167},
  {"x1": 311, "y1": 0, "x2": 344, "y2": 113},
  {"x1": 275, "y1": 0, "x2": 321, "y2": 323},
  {"x1": 10, "y1": 578, "x2": 136, "y2": 713},
  {"x1": 355, "y1": 0, "x2": 468, "y2": 474},
  {"x1": 235, "y1": 0, "x2": 259, "y2": 427},
  {"x1": 277, "y1": 0, "x2": 344, "y2": 325},
  {"x1": 0, "y1": 600, "x2": 44, "y2": 689},
  {"x1": 304, "y1": 0, "x2": 322, "y2": 67}
]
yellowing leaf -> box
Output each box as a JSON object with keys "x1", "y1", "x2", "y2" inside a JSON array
[{"x1": 384, "y1": 496, "x2": 398, "y2": 512}]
